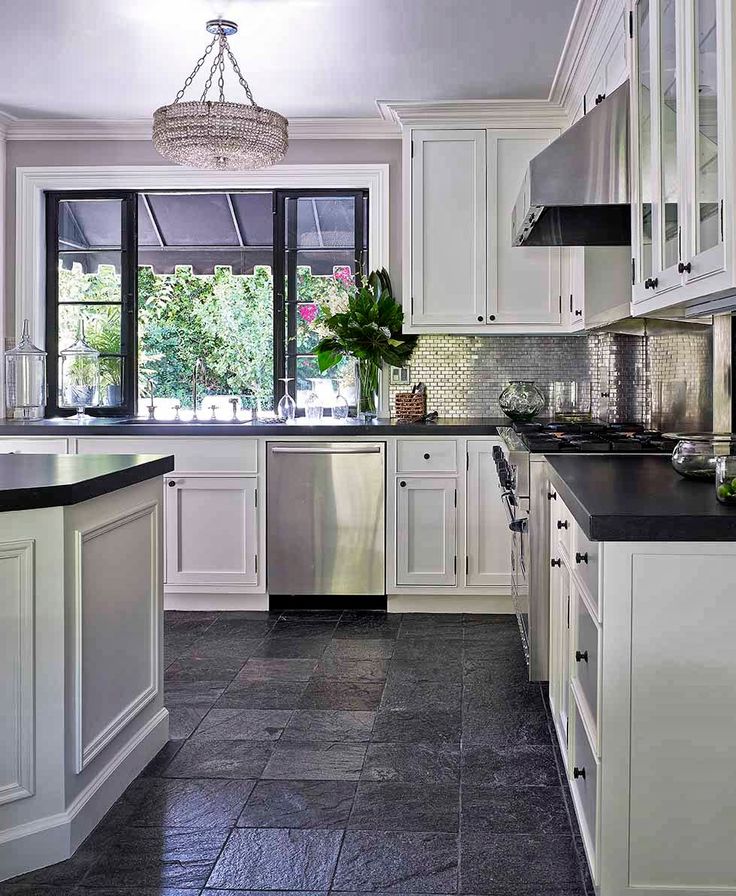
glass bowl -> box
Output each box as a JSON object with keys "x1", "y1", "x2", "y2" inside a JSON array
[
  {"x1": 716, "y1": 456, "x2": 736, "y2": 504},
  {"x1": 665, "y1": 433, "x2": 736, "y2": 480},
  {"x1": 499, "y1": 380, "x2": 546, "y2": 422}
]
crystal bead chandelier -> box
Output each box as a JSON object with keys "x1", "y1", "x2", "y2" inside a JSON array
[{"x1": 152, "y1": 19, "x2": 289, "y2": 170}]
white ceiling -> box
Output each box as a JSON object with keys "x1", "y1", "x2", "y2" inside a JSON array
[{"x1": 0, "y1": 0, "x2": 578, "y2": 121}]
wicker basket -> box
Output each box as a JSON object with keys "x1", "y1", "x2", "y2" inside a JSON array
[{"x1": 394, "y1": 391, "x2": 427, "y2": 419}]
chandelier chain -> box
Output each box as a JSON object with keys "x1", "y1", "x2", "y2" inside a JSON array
[
  {"x1": 218, "y1": 33, "x2": 226, "y2": 102},
  {"x1": 174, "y1": 35, "x2": 217, "y2": 103},
  {"x1": 224, "y1": 44, "x2": 256, "y2": 105},
  {"x1": 199, "y1": 46, "x2": 223, "y2": 102}
]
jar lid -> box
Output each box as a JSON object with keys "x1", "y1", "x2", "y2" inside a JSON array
[{"x1": 4, "y1": 319, "x2": 46, "y2": 358}]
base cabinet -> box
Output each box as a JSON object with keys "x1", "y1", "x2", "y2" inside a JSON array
[
  {"x1": 164, "y1": 476, "x2": 258, "y2": 586},
  {"x1": 466, "y1": 440, "x2": 512, "y2": 586},
  {"x1": 395, "y1": 476, "x2": 457, "y2": 586}
]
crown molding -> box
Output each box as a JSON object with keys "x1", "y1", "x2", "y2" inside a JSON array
[
  {"x1": 376, "y1": 98, "x2": 567, "y2": 129},
  {"x1": 0, "y1": 110, "x2": 13, "y2": 139},
  {"x1": 3, "y1": 116, "x2": 400, "y2": 142}
]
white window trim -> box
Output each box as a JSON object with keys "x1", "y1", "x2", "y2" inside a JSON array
[{"x1": 14, "y1": 163, "x2": 390, "y2": 346}]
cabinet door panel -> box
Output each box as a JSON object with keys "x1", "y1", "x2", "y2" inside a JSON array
[
  {"x1": 466, "y1": 440, "x2": 511, "y2": 587},
  {"x1": 165, "y1": 476, "x2": 257, "y2": 586},
  {"x1": 0, "y1": 438, "x2": 68, "y2": 454},
  {"x1": 411, "y1": 130, "x2": 486, "y2": 326},
  {"x1": 488, "y1": 132, "x2": 562, "y2": 325},
  {"x1": 396, "y1": 477, "x2": 456, "y2": 586}
]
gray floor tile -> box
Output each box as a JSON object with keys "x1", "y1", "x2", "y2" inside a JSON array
[
  {"x1": 462, "y1": 743, "x2": 561, "y2": 786},
  {"x1": 194, "y1": 708, "x2": 292, "y2": 741},
  {"x1": 237, "y1": 780, "x2": 356, "y2": 829},
  {"x1": 333, "y1": 612, "x2": 402, "y2": 640},
  {"x1": 262, "y1": 742, "x2": 368, "y2": 780},
  {"x1": 372, "y1": 709, "x2": 461, "y2": 745},
  {"x1": 298, "y1": 678, "x2": 384, "y2": 710},
  {"x1": 215, "y1": 678, "x2": 309, "y2": 710},
  {"x1": 333, "y1": 830, "x2": 459, "y2": 893},
  {"x1": 140, "y1": 740, "x2": 185, "y2": 777},
  {"x1": 251, "y1": 638, "x2": 331, "y2": 659},
  {"x1": 313, "y1": 654, "x2": 391, "y2": 681},
  {"x1": 321, "y1": 639, "x2": 396, "y2": 659},
  {"x1": 462, "y1": 708, "x2": 551, "y2": 748},
  {"x1": 82, "y1": 827, "x2": 230, "y2": 888},
  {"x1": 185, "y1": 635, "x2": 264, "y2": 661},
  {"x1": 349, "y1": 782, "x2": 459, "y2": 832},
  {"x1": 461, "y1": 785, "x2": 569, "y2": 834},
  {"x1": 164, "y1": 653, "x2": 245, "y2": 684},
  {"x1": 381, "y1": 676, "x2": 462, "y2": 710},
  {"x1": 361, "y1": 742, "x2": 460, "y2": 783},
  {"x1": 162, "y1": 739, "x2": 275, "y2": 779},
  {"x1": 281, "y1": 710, "x2": 375, "y2": 743},
  {"x1": 125, "y1": 778, "x2": 254, "y2": 829},
  {"x1": 167, "y1": 705, "x2": 211, "y2": 740},
  {"x1": 237, "y1": 657, "x2": 319, "y2": 680},
  {"x1": 459, "y1": 832, "x2": 583, "y2": 894},
  {"x1": 206, "y1": 828, "x2": 343, "y2": 890}
]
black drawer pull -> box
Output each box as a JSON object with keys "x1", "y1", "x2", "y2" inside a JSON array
[
  {"x1": 477, "y1": 315, "x2": 484, "y2": 322},
  {"x1": 168, "y1": 480, "x2": 177, "y2": 488},
  {"x1": 575, "y1": 650, "x2": 589, "y2": 663},
  {"x1": 547, "y1": 492, "x2": 557, "y2": 501},
  {"x1": 644, "y1": 277, "x2": 659, "y2": 290},
  {"x1": 575, "y1": 551, "x2": 589, "y2": 564},
  {"x1": 423, "y1": 453, "x2": 430, "y2": 460},
  {"x1": 551, "y1": 558, "x2": 561, "y2": 568},
  {"x1": 678, "y1": 261, "x2": 692, "y2": 274},
  {"x1": 573, "y1": 766, "x2": 586, "y2": 780},
  {"x1": 399, "y1": 480, "x2": 407, "y2": 488},
  {"x1": 557, "y1": 520, "x2": 569, "y2": 530}
]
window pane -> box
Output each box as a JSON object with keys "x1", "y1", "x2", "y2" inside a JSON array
[
  {"x1": 696, "y1": 0, "x2": 719, "y2": 254},
  {"x1": 145, "y1": 193, "x2": 240, "y2": 246},
  {"x1": 637, "y1": 0, "x2": 653, "y2": 281},
  {"x1": 59, "y1": 305, "x2": 122, "y2": 355},
  {"x1": 296, "y1": 354, "x2": 354, "y2": 409},
  {"x1": 230, "y1": 193, "x2": 274, "y2": 246},
  {"x1": 296, "y1": 197, "x2": 356, "y2": 248},
  {"x1": 99, "y1": 357, "x2": 124, "y2": 407},
  {"x1": 660, "y1": 0, "x2": 678, "y2": 270},
  {"x1": 58, "y1": 199, "x2": 122, "y2": 250},
  {"x1": 58, "y1": 258, "x2": 122, "y2": 302}
]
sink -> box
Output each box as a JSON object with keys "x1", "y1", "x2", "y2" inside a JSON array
[{"x1": 113, "y1": 417, "x2": 257, "y2": 425}]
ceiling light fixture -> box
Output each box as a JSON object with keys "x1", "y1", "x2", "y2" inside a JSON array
[{"x1": 152, "y1": 19, "x2": 288, "y2": 170}]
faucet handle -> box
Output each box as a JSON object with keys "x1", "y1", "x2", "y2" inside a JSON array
[
  {"x1": 229, "y1": 397, "x2": 239, "y2": 421},
  {"x1": 147, "y1": 404, "x2": 156, "y2": 421},
  {"x1": 209, "y1": 403, "x2": 218, "y2": 422},
  {"x1": 173, "y1": 403, "x2": 181, "y2": 422}
]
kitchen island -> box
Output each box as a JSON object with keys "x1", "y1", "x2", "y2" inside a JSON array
[
  {"x1": 544, "y1": 454, "x2": 736, "y2": 896},
  {"x1": 0, "y1": 453, "x2": 174, "y2": 882}
]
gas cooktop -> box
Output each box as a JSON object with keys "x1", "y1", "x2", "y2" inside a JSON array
[{"x1": 510, "y1": 420, "x2": 677, "y2": 454}]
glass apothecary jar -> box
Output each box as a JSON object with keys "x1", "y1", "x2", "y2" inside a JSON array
[
  {"x1": 666, "y1": 433, "x2": 736, "y2": 481},
  {"x1": 499, "y1": 380, "x2": 545, "y2": 422},
  {"x1": 4, "y1": 319, "x2": 46, "y2": 419},
  {"x1": 60, "y1": 320, "x2": 100, "y2": 420},
  {"x1": 716, "y1": 457, "x2": 736, "y2": 505}
]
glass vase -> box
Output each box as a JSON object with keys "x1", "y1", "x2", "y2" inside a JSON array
[
  {"x1": 498, "y1": 380, "x2": 545, "y2": 422},
  {"x1": 354, "y1": 358, "x2": 381, "y2": 422}
]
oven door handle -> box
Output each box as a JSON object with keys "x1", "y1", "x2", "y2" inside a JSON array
[{"x1": 501, "y1": 491, "x2": 516, "y2": 524}]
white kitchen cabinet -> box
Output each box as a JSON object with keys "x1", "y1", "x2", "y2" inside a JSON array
[
  {"x1": 165, "y1": 475, "x2": 258, "y2": 586},
  {"x1": 465, "y1": 440, "x2": 512, "y2": 586},
  {"x1": 409, "y1": 130, "x2": 487, "y2": 327},
  {"x1": 631, "y1": 0, "x2": 736, "y2": 314},
  {"x1": 548, "y1": 515, "x2": 571, "y2": 758},
  {"x1": 583, "y1": 10, "x2": 629, "y2": 116},
  {"x1": 405, "y1": 127, "x2": 565, "y2": 334},
  {"x1": 0, "y1": 438, "x2": 69, "y2": 454},
  {"x1": 395, "y1": 476, "x2": 457, "y2": 587}
]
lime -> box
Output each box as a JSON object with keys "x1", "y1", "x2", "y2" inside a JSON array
[
  {"x1": 731, "y1": 477, "x2": 736, "y2": 491},
  {"x1": 718, "y1": 484, "x2": 732, "y2": 500}
]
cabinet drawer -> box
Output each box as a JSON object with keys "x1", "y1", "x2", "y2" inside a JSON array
[
  {"x1": 396, "y1": 439, "x2": 457, "y2": 473},
  {"x1": 572, "y1": 581, "x2": 600, "y2": 736},
  {"x1": 77, "y1": 437, "x2": 258, "y2": 473},
  {"x1": 572, "y1": 522, "x2": 599, "y2": 614},
  {"x1": 570, "y1": 695, "x2": 599, "y2": 882},
  {"x1": 0, "y1": 438, "x2": 69, "y2": 454}
]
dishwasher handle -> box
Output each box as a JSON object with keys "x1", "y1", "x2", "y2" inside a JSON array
[{"x1": 270, "y1": 445, "x2": 382, "y2": 454}]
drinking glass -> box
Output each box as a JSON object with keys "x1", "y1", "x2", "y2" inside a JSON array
[
  {"x1": 333, "y1": 392, "x2": 350, "y2": 420},
  {"x1": 277, "y1": 377, "x2": 297, "y2": 421},
  {"x1": 305, "y1": 391, "x2": 323, "y2": 421}
]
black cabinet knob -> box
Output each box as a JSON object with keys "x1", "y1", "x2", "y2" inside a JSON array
[
  {"x1": 477, "y1": 315, "x2": 484, "y2": 322},
  {"x1": 595, "y1": 93, "x2": 606, "y2": 105},
  {"x1": 575, "y1": 650, "x2": 589, "y2": 663},
  {"x1": 644, "y1": 277, "x2": 659, "y2": 289},
  {"x1": 575, "y1": 309, "x2": 583, "y2": 316},
  {"x1": 547, "y1": 492, "x2": 557, "y2": 501},
  {"x1": 575, "y1": 551, "x2": 589, "y2": 564},
  {"x1": 168, "y1": 480, "x2": 176, "y2": 488},
  {"x1": 423, "y1": 453, "x2": 430, "y2": 460},
  {"x1": 557, "y1": 520, "x2": 569, "y2": 530},
  {"x1": 488, "y1": 315, "x2": 496, "y2": 321},
  {"x1": 551, "y1": 558, "x2": 561, "y2": 568},
  {"x1": 399, "y1": 480, "x2": 407, "y2": 488},
  {"x1": 573, "y1": 766, "x2": 586, "y2": 780},
  {"x1": 678, "y1": 261, "x2": 692, "y2": 274}
]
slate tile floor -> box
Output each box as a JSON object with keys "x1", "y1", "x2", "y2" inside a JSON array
[{"x1": 1, "y1": 611, "x2": 593, "y2": 896}]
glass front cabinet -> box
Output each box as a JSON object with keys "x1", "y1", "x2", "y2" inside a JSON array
[{"x1": 631, "y1": 0, "x2": 733, "y2": 314}]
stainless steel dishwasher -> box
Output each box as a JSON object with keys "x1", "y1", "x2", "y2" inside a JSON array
[{"x1": 267, "y1": 442, "x2": 385, "y2": 595}]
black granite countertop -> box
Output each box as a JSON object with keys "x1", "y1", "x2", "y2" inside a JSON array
[
  {"x1": 546, "y1": 455, "x2": 736, "y2": 541},
  {"x1": 0, "y1": 454, "x2": 175, "y2": 512},
  {"x1": 0, "y1": 416, "x2": 507, "y2": 437}
]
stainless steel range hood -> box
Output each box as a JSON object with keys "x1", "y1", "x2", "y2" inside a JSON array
[{"x1": 512, "y1": 81, "x2": 631, "y2": 247}]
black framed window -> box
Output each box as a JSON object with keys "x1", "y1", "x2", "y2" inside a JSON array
[{"x1": 45, "y1": 189, "x2": 367, "y2": 418}]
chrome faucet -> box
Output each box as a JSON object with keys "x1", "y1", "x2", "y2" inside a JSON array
[
  {"x1": 146, "y1": 378, "x2": 156, "y2": 420},
  {"x1": 191, "y1": 358, "x2": 206, "y2": 421}
]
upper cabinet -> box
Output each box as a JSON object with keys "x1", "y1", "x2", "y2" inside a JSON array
[
  {"x1": 631, "y1": 0, "x2": 735, "y2": 314},
  {"x1": 406, "y1": 127, "x2": 567, "y2": 334}
]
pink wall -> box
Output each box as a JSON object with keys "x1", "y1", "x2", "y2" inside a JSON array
[{"x1": 3, "y1": 138, "x2": 402, "y2": 333}]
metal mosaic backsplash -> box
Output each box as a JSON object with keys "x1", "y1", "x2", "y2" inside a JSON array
[{"x1": 390, "y1": 327, "x2": 712, "y2": 429}]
